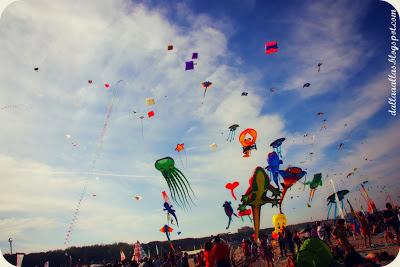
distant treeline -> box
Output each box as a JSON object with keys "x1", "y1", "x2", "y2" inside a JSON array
[{"x1": 4, "y1": 221, "x2": 324, "y2": 266}]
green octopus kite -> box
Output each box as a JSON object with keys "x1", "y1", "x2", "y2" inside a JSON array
[{"x1": 155, "y1": 157, "x2": 194, "y2": 208}]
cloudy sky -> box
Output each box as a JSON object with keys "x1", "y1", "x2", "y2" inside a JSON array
[{"x1": 0, "y1": 0, "x2": 398, "y2": 253}]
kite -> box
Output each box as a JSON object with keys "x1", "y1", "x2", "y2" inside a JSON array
[
  {"x1": 225, "y1": 181, "x2": 240, "y2": 200},
  {"x1": 92, "y1": 193, "x2": 96, "y2": 197},
  {"x1": 278, "y1": 167, "x2": 307, "y2": 213},
  {"x1": 65, "y1": 134, "x2": 79, "y2": 147},
  {"x1": 271, "y1": 213, "x2": 287, "y2": 239},
  {"x1": 105, "y1": 83, "x2": 110, "y2": 89},
  {"x1": 360, "y1": 184, "x2": 377, "y2": 213},
  {"x1": 326, "y1": 190, "x2": 349, "y2": 221},
  {"x1": 239, "y1": 128, "x2": 257, "y2": 157},
  {"x1": 192, "y1": 53, "x2": 198, "y2": 59},
  {"x1": 223, "y1": 201, "x2": 238, "y2": 229},
  {"x1": 175, "y1": 143, "x2": 187, "y2": 168},
  {"x1": 237, "y1": 203, "x2": 252, "y2": 222},
  {"x1": 266, "y1": 151, "x2": 283, "y2": 189},
  {"x1": 303, "y1": 83, "x2": 311, "y2": 88},
  {"x1": 270, "y1": 137, "x2": 285, "y2": 158},
  {"x1": 241, "y1": 92, "x2": 248, "y2": 96},
  {"x1": 146, "y1": 98, "x2": 155, "y2": 106},
  {"x1": 88, "y1": 80, "x2": 93, "y2": 84},
  {"x1": 265, "y1": 41, "x2": 278, "y2": 54},
  {"x1": 185, "y1": 61, "x2": 195, "y2": 71},
  {"x1": 338, "y1": 143, "x2": 344, "y2": 150},
  {"x1": 163, "y1": 202, "x2": 179, "y2": 227},
  {"x1": 304, "y1": 173, "x2": 322, "y2": 207},
  {"x1": 320, "y1": 124, "x2": 328, "y2": 131},
  {"x1": 160, "y1": 225, "x2": 174, "y2": 250},
  {"x1": 133, "y1": 195, "x2": 143, "y2": 201},
  {"x1": 167, "y1": 45, "x2": 173, "y2": 50},
  {"x1": 155, "y1": 157, "x2": 194, "y2": 208},
  {"x1": 148, "y1": 111, "x2": 155, "y2": 118},
  {"x1": 227, "y1": 124, "x2": 239, "y2": 142},
  {"x1": 201, "y1": 81, "x2": 213, "y2": 98},
  {"x1": 241, "y1": 167, "x2": 280, "y2": 241},
  {"x1": 317, "y1": 62, "x2": 322, "y2": 72},
  {"x1": 162, "y1": 191, "x2": 170, "y2": 203},
  {"x1": 316, "y1": 112, "x2": 324, "y2": 116},
  {"x1": 138, "y1": 115, "x2": 145, "y2": 139},
  {"x1": 34, "y1": 67, "x2": 39, "y2": 71},
  {"x1": 270, "y1": 88, "x2": 277, "y2": 93},
  {"x1": 209, "y1": 143, "x2": 218, "y2": 151}
]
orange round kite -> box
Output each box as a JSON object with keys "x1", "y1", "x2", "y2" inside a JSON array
[{"x1": 239, "y1": 128, "x2": 257, "y2": 157}]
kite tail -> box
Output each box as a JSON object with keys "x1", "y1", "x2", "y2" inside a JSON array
[
  {"x1": 226, "y1": 216, "x2": 232, "y2": 229},
  {"x1": 252, "y1": 206, "x2": 261, "y2": 241},
  {"x1": 230, "y1": 189, "x2": 237, "y2": 201}
]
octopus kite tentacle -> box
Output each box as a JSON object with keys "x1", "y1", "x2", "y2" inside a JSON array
[
  {"x1": 171, "y1": 172, "x2": 190, "y2": 208},
  {"x1": 169, "y1": 172, "x2": 188, "y2": 209},
  {"x1": 174, "y1": 168, "x2": 195, "y2": 204},
  {"x1": 164, "y1": 172, "x2": 182, "y2": 209}
]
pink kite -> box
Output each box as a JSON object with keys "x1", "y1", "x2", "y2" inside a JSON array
[{"x1": 225, "y1": 181, "x2": 240, "y2": 200}]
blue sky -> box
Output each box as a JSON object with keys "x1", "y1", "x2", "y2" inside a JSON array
[{"x1": 0, "y1": 0, "x2": 399, "y2": 253}]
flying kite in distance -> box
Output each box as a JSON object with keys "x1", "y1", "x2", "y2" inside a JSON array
[
  {"x1": 239, "y1": 128, "x2": 257, "y2": 157},
  {"x1": 317, "y1": 62, "x2": 322, "y2": 72},
  {"x1": 104, "y1": 83, "x2": 110, "y2": 89},
  {"x1": 227, "y1": 124, "x2": 239, "y2": 142},
  {"x1": 223, "y1": 201, "x2": 238, "y2": 229},
  {"x1": 303, "y1": 83, "x2": 311, "y2": 88},
  {"x1": 175, "y1": 143, "x2": 187, "y2": 168},
  {"x1": 225, "y1": 181, "x2": 240, "y2": 200},
  {"x1": 162, "y1": 191, "x2": 170, "y2": 203},
  {"x1": 192, "y1": 53, "x2": 198, "y2": 59},
  {"x1": 270, "y1": 137, "x2": 285, "y2": 158},
  {"x1": 34, "y1": 67, "x2": 39, "y2": 72},
  {"x1": 155, "y1": 157, "x2": 194, "y2": 208},
  {"x1": 270, "y1": 88, "x2": 277, "y2": 93},
  {"x1": 148, "y1": 111, "x2": 155, "y2": 118},
  {"x1": 304, "y1": 173, "x2": 323, "y2": 207},
  {"x1": 167, "y1": 45, "x2": 173, "y2": 50},
  {"x1": 146, "y1": 98, "x2": 155, "y2": 106},
  {"x1": 265, "y1": 41, "x2": 278, "y2": 54},
  {"x1": 241, "y1": 92, "x2": 248, "y2": 96},
  {"x1": 88, "y1": 80, "x2": 93, "y2": 84},
  {"x1": 338, "y1": 143, "x2": 344, "y2": 150},
  {"x1": 201, "y1": 81, "x2": 213, "y2": 98},
  {"x1": 317, "y1": 112, "x2": 324, "y2": 116},
  {"x1": 133, "y1": 195, "x2": 143, "y2": 201},
  {"x1": 209, "y1": 143, "x2": 218, "y2": 151},
  {"x1": 185, "y1": 61, "x2": 195, "y2": 71}
]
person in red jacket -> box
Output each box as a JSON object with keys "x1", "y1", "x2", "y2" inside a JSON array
[
  {"x1": 204, "y1": 241, "x2": 214, "y2": 267},
  {"x1": 211, "y1": 236, "x2": 231, "y2": 267}
]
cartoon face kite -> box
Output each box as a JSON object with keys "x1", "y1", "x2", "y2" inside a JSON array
[
  {"x1": 155, "y1": 157, "x2": 194, "y2": 208},
  {"x1": 239, "y1": 128, "x2": 257, "y2": 157}
]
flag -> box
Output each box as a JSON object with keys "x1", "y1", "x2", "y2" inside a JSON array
[
  {"x1": 120, "y1": 250, "x2": 126, "y2": 262},
  {"x1": 43, "y1": 261, "x2": 49, "y2": 267},
  {"x1": 16, "y1": 254, "x2": 24, "y2": 267},
  {"x1": 265, "y1": 41, "x2": 278, "y2": 54}
]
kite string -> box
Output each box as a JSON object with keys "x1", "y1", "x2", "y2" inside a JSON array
[{"x1": 64, "y1": 88, "x2": 118, "y2": 246}]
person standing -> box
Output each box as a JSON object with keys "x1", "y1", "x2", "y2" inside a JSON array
[
  {"x1": 383, "y1": 203, "x2": 400, "y2": 246},
  {"x1": 211, "y1": 236, "x2": 231, "y2": 267},
  {"x1": 278, "y1": 232, "x2": 287, "y2": 257}
]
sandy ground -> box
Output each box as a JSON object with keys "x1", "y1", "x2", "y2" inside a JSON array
[{"x1": 231, "y1": 234, "x2": 400, "y2": 267}]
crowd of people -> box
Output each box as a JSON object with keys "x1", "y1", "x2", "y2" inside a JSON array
[{"x1": 103, "y1": 203, "x2": 399, "y2": 267}]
